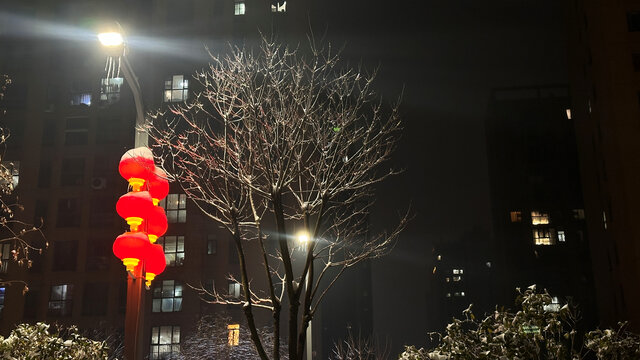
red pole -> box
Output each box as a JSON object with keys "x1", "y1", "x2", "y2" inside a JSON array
[{"x1": 124, "y1": 263, "x2": 146, "y2": 360}]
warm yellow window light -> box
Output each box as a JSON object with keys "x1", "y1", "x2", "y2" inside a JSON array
[{"x1": 228, "y1": 324, "x2": 240, "y2": 346}]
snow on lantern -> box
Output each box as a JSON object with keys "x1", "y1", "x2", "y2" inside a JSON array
[
  {"x1": 119, "y1": 147, "x2": 155, "y2": 191},
  {"x1": 116, "y1": 191, "x2": 154, "y2": 232},
  {"x1": 148, "y1": 168, "x2": 169, "y2": 205},
  {"x1": 144, "y1": 243, "x2": 166, "y2": 286},
  {"x1": 113, "y1": 232, "x2": 150, "y2": 272},
  {"x1": 145, "y1": 205, "x2": 168, "y2": 243}
]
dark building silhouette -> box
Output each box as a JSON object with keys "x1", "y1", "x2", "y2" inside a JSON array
[
  {"x1": 484, "y1": 85, "x2": 596, "y2": 326},
  {"x1": 567, "y1": 0, "x2": 640, "y2": 330}
]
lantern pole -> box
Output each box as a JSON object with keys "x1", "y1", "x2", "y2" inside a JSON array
[{"x1": 99, "y1": 25, "x2": 147, "y2": 360}]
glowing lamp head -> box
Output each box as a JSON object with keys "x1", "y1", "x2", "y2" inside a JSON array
[
  {"x1": 98, "y1": 32, "x2": 124, "y2": 47},
  {"x1": 145, "y1": 206, "x2": 168, "y2": 243},
  {"x1": 148, "y1": 168, "x2": 170, "y2": 205},
  {"x1": 116, "y1": 191, "x2": 154, "y2": 231},
  {"x1": 145, "y1": 244, "x2": 166, "y2": 286},
  {"x1": 113, "y1": 232, "x2": 150, "y2": 272},
  {"x1": 296, "y1": 231, "x2": 310, "y2": 244},
  {"x1": 119, "y1": 147, "x2": 155, "y2": 191}
]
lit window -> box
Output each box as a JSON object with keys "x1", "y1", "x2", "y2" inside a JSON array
[
  {"x1": 0, "y1": 243, "x2": 10, "y2": 273},
  {"x1": 158, "y1": 236, "x2": 185, "y2": 266},
  {"x1": 445, "y1": 277, "x2": 450, "y2": 283},
  {"x1": 163, "y1": 75, "x2": 189, "y2": 103},
  {"x1": 531, "y1": 211, "x2": 550, "y2": 225},
  {"x1": 572, "y1": 209, "x2": 585, "y2": 219},
  {"x1": 152, "y1": 280, "x2": 183, "y2": 313},
  {"x1": 452, "y1": 269, "x2": 463, "y2": 275},
  {"x1": 1, "y1": 161, "x2": 19, "y2": 190},
  {"x1": 603, "y1": 211, "x2": 608, "y2": 230},
  {"x1": 207, "y1": 235, "x2": 217, "y2": 255},
  {"x1": 445, "y1": 293, "x2": 451, "y2": 298},
  {"x1": 533, "y1": 228, "x2": 553, "y2": 245},
  {"x1": 510, "y1": 211, "x2": 522, "y2": 222},
  {"x1": 271, "y1": 1, "x2": 286, "y2": 12},
  {"x1": 100, "y1": 77, "x2": 123, "y2": 104},
  {"x1": 150, "y1": 326, "x2": 180, "y2": 359},
  {"x1": 48, "y1": 284, "x2": 73, "y2": 317},
  {"x1": 452, "y1": 276, "x2": 462, "y2": 282},
  {"x1": 229, "y1": 281, "x2": 241, "y2": 299},
  {"x1": 228, "y1": 324, "x2": 240, "y2": 346},
  {"x1": 544, "y1": 296, "x2": 561, "y2": 312},
  {"x1": 557, "y1": 230, "x2": 566, "y2": 242},
  {"x1": 234, "y1": 0, "x2": 245, "y2": 15},
  {"x1": 159, "y1": 194, "x2": 187, "y2": 223},
  {"x1": 70, "y1": 93, "x2": 91, "y2": 106},
  {"x1": 454, "y1": 292, "x2": 465, "y2": 297},
  {"x1": 486, "y1": 261, "x2": 492, "y2": 268},
  {"x1": 0, "y1": 287, "x2": 4, "y2": 313},
  {"x1": 565, "y1": 109, "x2": 572, "y2": 119}
]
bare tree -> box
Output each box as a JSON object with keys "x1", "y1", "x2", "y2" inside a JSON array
[
  {"x1": 148, "y1": 38, "x2": 408, "y2": 360},
  {"x1": 0, "y1": 74, "x2": 44, "y2": 290},
  {"x1": 331, "y1": 331, "x2": 390, "y2": 360}
]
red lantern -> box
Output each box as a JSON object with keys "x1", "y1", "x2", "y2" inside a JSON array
[
  {"x1": 145, "y1": 206, "x2": 168, "y2": 243},
  {"x1": 116, "y1": 191, "x2": 154, "y2": 231},
  {"x1": 113, "y1": 232, "x2": 150, "y2": 272},
  {"x1": 144, "y1": 243, "x2": 166, "y2": 286},
  {"x1": 119, "y1": 147, "x2": 155, "y2": 191},
  {"x1": 148, "y1": 168, "x2": 170, "y2": 205}
]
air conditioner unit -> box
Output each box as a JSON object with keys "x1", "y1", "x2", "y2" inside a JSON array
[{"x1": 91, "y1": 177, "x2": 107, "y2": 190}]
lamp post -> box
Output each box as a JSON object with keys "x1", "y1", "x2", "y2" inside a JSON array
[
  {"x1": 98, "y1": 27, "x2": 147, "y2": 360},
  {"x1": 297, "y1": 231, "x2": 313, "y2": 360}
]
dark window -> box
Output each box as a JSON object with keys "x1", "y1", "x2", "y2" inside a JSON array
[
  {"x1": 86, "y1": 237, "x2": 111, "y2": 271},
  {"x1": 207, "y1": 235, "x2": 217, "y2": 255},
  {"x1": 60, "y1": 158, "x2": 85, "y2": 186},
  {"x1": 53, "y1": 241, "x2": 78, "y2": 271},
  {"x1": 37, "y1": 159, "x2": 52, "y2": 188},
  {"x1": 96, "y1": 116, "x2": 122, "y2": 144},
  {"x1": 82, "y1": 282, "x2": 108, "y2": 316},
  {"x1": 23, "y1": 289, "x2": 39, "y2": 319},
  {"x1": 0, "y1": 243, "x2": 11, "y2": 274},
  {"x1": 41, "y1": 118, "x2": 56, "y2": 146},
  {"x1": 628, "y1": 12, "x2": 640, "y2": 31},
  {"x1": 34, "y1": 199, "x2": 48, "y2": 228},
  {"x1": 64, "y1": 117, "x2": 89, "y2": 145},
  {"x1": 48, "y1": 284, "x2": 73, "y2": 317},
  {"x1": 90, "y1": 196, "x2": 116, "y2": 227},
  {"x1": 57, "y1": 198, "x2": 81, "y2": 227}
]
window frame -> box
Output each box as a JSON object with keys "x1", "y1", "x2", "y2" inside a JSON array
[
  {"x1": 152, "y1": 280, "x2": 183, "y2": 313},
  {"x1": 150, "y1": 325, "x2": 181, "y2": 359}
]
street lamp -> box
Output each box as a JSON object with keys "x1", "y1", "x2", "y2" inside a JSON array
[
  {"x1": 99, "y1": 25, "x2": 149, "y2": 360},
  {"x1": 98, "y1": 24, "x2": 147, "y2": 147},
  {"x1": 296, "y1": 231, "x2": 313, "y2": 360}
]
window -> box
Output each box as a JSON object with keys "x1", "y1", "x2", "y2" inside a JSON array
[
  {"x1": 57, "y1": 198, "x2": 81, "y2": 227},
  {"x1": 603, "y1": 210, "x2": 608, "y2": 230},
  {"x1": 452, "y1": 276, "x2": 462, "y2": 282},
  {"x1": 445, "y1": 293, "x2": 451, "y2": 298},
  {"x1": 100, "y1": 77, "x2": 123, "y2": 104},
  {"x1": 0, "y1": 243, "x2": 11, "y2": 273},
  {"x1": 557, "y1": 230, "x2": 566, "y2": 242},
  {"x1": 53, "y1": 241, "x2": 78, "y2": 271},
  {"x1": 445, "y1": 277, "x2": 450, "y2": 283},
  {"x1": 60, "y1": 158, "x2": 85, "y2": 186},
  {"x1": 207, "y1": 235, "x2": 217, "y2": 255},
  {"x1": 82, "y1": 282, "x2": 108, "y2": 316},
  {"x1": 628, "y1": 12, "x2": 640, "y2": 31},
  {"x1": 152, "y1": 280, "x2": 183, "y2": 313},
  {"x1": 160, "y1": 194, "x2": 187, "y2": 223},
  {"x1": 42, "y1": 118, "x2": 56, "y2": 146},
  {"x1": 1, "y1": 161, "x2": 19, "y2": 190},
  {"x1": 90, "y1": 196, "x2": 116, "y2": 227},
  {"x1": 228, "y1": 324, "x2": 240, "y2": 346},
  {"x1": 96, "y1": 115, "x2": 122, "y2": 144},
  {"x1": 454, "y1": 292, "x2": 465, "y2": 297},
  {"x1": 572, "y1": 209, "x2": 585, "y2": 220},
  {"x1": 229, "y1": 281, "x2": 241, "y2": 299},
  {"x1": 150, "y1": 326, "x2": 180, "y2": 359},
  {"x1": 544, "y1": 296, "x2": 561, "y2": 312},
  {"x1": 70, "y1": 93, "x2": 91, "y2": 106},
  {"x1": 0, "y1": 287, "x2": 5, "y2": 314},
  {"x1": 533, "y1": 228, "x2": 552, "y2": 245},
  {"x1": 48, "y1": 284, "x2": 73, "y2": 316},
  {"x1": 38, "y1": 160, "x2": 51, "y2": 188},
  {"x1": 64, "y1": 117, "x2": 88, "y2": 145},
  {"x1": 271, "y1": 1, "x2": 286, "y2": 12},
  {"x1": 158, "y1": 236, "x2": 185, "y2": 267},
  {"x1": 565, "y1": 108, "x2": 572, "y2": 120},
  {"x1": 509, "y1": 211, "x2": 522, "y2": 222},
  {"x1": 531, "y1": 211, "x2": 549, "y2": 225},
  {"x1": 163, "y1": 75, "x2": 188, "y2": 103},
  {"x1": 234, "y1": 0, "x2": 245, "y2": 15},
  {"x1": 23, "y1": 289, "x2": 39, "y2": 318},
  {"x1": 86, "y1": 237, "x2": 111, "y2": 271},
  {"x1": 452, "y1": 269, "x2": 463, "y2": 275}
]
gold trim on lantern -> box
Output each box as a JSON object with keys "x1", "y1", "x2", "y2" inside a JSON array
[
  {"x1": 122, "y1": 258, "x2": 139, "y2": 272},
  {"x1": 128, "y1": 177, "x2": 146, "y2": 192}
]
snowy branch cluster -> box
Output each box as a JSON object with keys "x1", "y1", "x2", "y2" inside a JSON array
[{"x1": 147, "y1": 38, "x2": 407, "y2": 360}]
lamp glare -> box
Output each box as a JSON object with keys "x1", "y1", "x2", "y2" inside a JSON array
[{"x1": 98, "y1": 32, "x2": 124, "y2": 46}]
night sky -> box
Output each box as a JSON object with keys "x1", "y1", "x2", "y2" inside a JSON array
[{"x1": 311, "y1": 0, "x2": 569, "y2": 350}]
